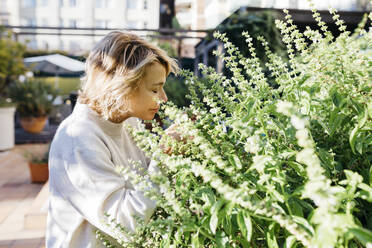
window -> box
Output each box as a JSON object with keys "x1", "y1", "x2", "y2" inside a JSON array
[
  {"x1": 41, "y1": 18, "x2": 48, "y2": 26},
  {"x1": 143, "y1": 21, "x2": 147, "y2": 28},
  {"x1": 96, "y1": 0, "x2": 109, "y2": 8},
  {"x1": 59, "y1": 18, "x2": 64, "y2": 27},
  {"x1": 59, "y1": 40, "x2": 64, "y2": 50},
  {"x1": 42, "y1": 40, "x2": 49, "y2": 50},
  {"x1": 59, "y1": 0, "x2": 64, "y2": 6},
  {"x1": 22, "y1": 0, "x2": 36, "y2": 7},
  {"x1": 95, "y1": 20, "x2": 111, "y2": 28},
  {"x1": 69, "y1": 19, "x2": 77, "y2": 28},
  {"x1": 95, "y1": 20, "x2": 104, "y2": 28},
  {"x1": 23, "y1": 18, "x2": 36, "y2": 26},
  {"x1": 143, "y1": 0, "x2": 147, "y2": 9},
  {"x1": 126, "y1": 21, "x2": 138, "y2": 29},
  {"x1": 127, "y1": 0, "x2": 138, "y2": 9},
  {"x1": 69, "y1": 0, "x2": 76, "y2": 7},
  {"x1": 40, "y1": 0, "x2": 48, "y2": 6},
  {"x1": 69, "y1": 40, "x2": 80, "y2": 52},
  {"x1": 28, "y1": 39, "x2": 38, "y2": 49}
]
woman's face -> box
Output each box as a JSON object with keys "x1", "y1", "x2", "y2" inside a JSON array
[{"x1": 128, "y1": 62, "x2": 168, "y2": 121}]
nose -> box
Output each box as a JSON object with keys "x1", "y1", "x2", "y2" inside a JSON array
[{"x1": 160, "y1": 88, "x2": 168, "y2": 103}]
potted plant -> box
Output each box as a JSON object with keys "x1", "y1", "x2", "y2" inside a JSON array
[
  {"x1": 0, "y1": 28, "x2": 26, "y2": 150},
  {"x1": 24, "y1": 146, "x2": 50, "y2": 183},
  {"x1": 9, "y1": 80, "x2": 58, "y2": 133}
]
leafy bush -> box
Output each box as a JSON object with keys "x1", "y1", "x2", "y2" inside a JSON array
[
  {"x1": 0, "y1": 27, "x2": 26, "y2": 104},
  {"x1": 97, "y1": 7, "x2": 372, "y2": 248},
  {"x1": 9, "y1": 80, "x2": 58, "y2": 117},
  {"x1": 164, "y1": 76, "x2": 190, "y2": 108},
  {"x1": 212, "y1": 10, "x2": 285, "y2": 64}
]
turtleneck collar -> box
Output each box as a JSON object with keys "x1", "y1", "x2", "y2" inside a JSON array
[{"x1": 73, "y1": 102, "x2": 124, "y2": 136}]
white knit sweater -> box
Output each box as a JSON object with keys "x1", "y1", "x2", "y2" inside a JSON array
[{"x1": 46, "y1": 103, "x2": 157, "y2": 248}]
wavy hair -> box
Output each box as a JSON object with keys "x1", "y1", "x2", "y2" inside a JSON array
[{"x1": 79, "y1": 31, "x2": 179, "y2": 121}]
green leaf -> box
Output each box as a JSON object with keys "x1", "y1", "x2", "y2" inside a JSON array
[
  {"x1": 350, "y1": 125, "x2": 359, "y2": 154},
  {"x1": 242, "y1": 99, "x2": 256, "y2": 122},
  {"x1": 330, "y1": 89, "x2": 346, "y2": 108},
  {"x1": 191, "y1": 231, "x2": 200, "y2": 248},
  {"x1": 350, "y1": 109, "x2": 369, "y2": 154},
  {"x1": 284, "y1": 235, "x2": 297, "y2": 248},
  {"x1": 291, "y1": 216, "x2": 314, "y2": 236},
  {"x1": 298, "y1": 74, "x2": 311, "y2": 86},
  {"x1": 160, "y1": 237, "x2": 171, "y2": 248},
  {"x1": 368, "y1": 102, "x2": 372, "y2": 119},
  {"x1": 288, "y1": 198, "x2": 304, "y2": 217},
  {"x1": 357, "y1": 183, "x2": 372, "y2": 202},
  {"x1": 237, "y1": 210, "x2": 252, "y2": 242},
  {"x1": 210, "y1": 213, "x2": 218, "y2": 235},
  {"x1": 348, "y1": 227, "x2": 372, "y2": 246},
  {"x1": 210, "y1": 200, "x2": 224, "y2": 234},
  {"x1": 216, "y1": 230, "x2": 229, "y2": 248},
  {"x1": 228, "y1": 154, "x2": 242, "y2": 169},
  {"x1": 266, "y1": 223, "x2": 279, "y2": 248}
]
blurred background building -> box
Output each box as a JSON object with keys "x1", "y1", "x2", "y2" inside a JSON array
[
  {"x1": 0, "y1": 0, "x2": 370, "y2": 57},
  {"x1": 0, "y1": 0, "x2": 159, "y2": 54},
  {"x1": 175, "y1": 0, "x2": 371, "y2": 58}
]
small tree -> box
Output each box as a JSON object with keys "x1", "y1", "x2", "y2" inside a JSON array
[{"x1": 0, "y1": 27, "x2": 26, "y2": 104}]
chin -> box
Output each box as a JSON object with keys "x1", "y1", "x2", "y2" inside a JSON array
[{"x1": 141, "y1": 114, "x2": 156, "y2": 121}]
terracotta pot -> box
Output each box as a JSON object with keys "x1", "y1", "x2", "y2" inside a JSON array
[
  {"x1": 20, "y1": 116, "x2": 47, "y2": 134},
  {"x1": 28, "y1": 162, "x2": 49, "y2": 183}
]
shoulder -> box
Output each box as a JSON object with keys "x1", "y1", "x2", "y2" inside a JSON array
[{"x1": 50, "y1": 111, "x2": 109, "y2": 156}]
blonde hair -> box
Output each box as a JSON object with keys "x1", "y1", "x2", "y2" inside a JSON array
[{"x1": 79, "y1": 31, "x2": 179, "y2": 121}]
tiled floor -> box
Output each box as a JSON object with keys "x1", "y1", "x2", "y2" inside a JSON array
[{"x1": 0, "y1": 144, "x2": 49, "y2": 248}]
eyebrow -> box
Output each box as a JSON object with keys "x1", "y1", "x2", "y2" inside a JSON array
[{"x1": 153, "y1": 82, "x2": 165, "y2": 86}]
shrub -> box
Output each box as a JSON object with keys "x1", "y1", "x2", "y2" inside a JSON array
[
  {"x1": 9, "y1": 80, "x2": 58, "y2": 117},
  {"x1": 97, "y1": 7, "x2": 372, "y2": 248},
  {"x1": 0, "y1": 27, "x2": 26, "y2": 104}
]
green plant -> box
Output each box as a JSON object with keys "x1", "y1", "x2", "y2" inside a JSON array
[
  {"x1": 9, "y1": 80, "x2": 58, "y2": 117},
  {"x1": 164, "y1": 76, "x2": 190, "y2": 108},
  {"x1": 209, "y1": 10, "x2": 285, "y2": 65},
  {"x1": 24, "y1": 148, "x2": 49, "y2": 164},
  {"x1": 0, "y1": 27, "x2": 27, "y2": 105},
  {"x1": 97, "y1": 6, "x2": 372, "y2": 248}
]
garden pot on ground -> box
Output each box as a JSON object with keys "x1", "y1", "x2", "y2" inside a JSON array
[
  {"x1": 0, "y1": 106, "x2": 16, "y2": 150},
  {"x1": 20, "y1": 116, "x2": 47, "y2": 134},
  {"x1": 28, "y1": 162, "x2": 48, "y2": 183}
]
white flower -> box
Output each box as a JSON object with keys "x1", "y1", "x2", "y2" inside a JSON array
[
  {"x1": 276, "y1": 101, "x2": 293, "y2": 115},
  {"x1": 296, "y1": 129, "x2": 313, "y2": 148},
  {"x1": 296, "y1": 148, "x2": 320, "y2": 168},
  {"x1": 291, "y1": 116, "x2": 306, "y2": 130},
  {"x1": 244, "y1": 135, "x2": 260, "y2": 154}
]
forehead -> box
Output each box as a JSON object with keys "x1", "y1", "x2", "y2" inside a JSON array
[{"x1": 142, "y1": 62, "x2": 167, "y2": 84}]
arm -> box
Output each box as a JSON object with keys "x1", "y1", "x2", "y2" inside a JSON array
[{"x1": 49, "y1": 135, "x2": 157, "y2": 239}]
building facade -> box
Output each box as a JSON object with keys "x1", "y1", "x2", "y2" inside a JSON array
[
  {"x1": 175, "y1": 0, "x2": 371, "y2": 58},
  {"x1": 1, "y1": 0, "x2": 160, "y2": 54}
]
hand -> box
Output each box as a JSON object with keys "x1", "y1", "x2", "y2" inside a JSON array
[{"x1": 165, "y1": 124, "x2": 182, "y2": 142}]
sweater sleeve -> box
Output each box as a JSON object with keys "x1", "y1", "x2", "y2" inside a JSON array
[{"x1": 49, "y1": 133, "x2": 157, "y2": 240}]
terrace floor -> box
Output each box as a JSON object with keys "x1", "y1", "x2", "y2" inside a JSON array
[{"x1": 0, "y1": 144, "x2": 49, "y2": 248}]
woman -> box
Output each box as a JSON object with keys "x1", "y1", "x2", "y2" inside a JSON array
[{"x1": 46, "y1": 31, "x2": 178, "y2": 247}]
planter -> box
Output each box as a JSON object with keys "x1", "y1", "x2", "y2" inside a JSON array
[
  {"x1": 28, "y1": 162, "x2": 49, "y2": 183},
  {"x1": 20, "y1": 116, "x2": 48, "y2": 134},
  {"x1": 0, "y1": 106, "x2": 16, "y2": 150}
]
